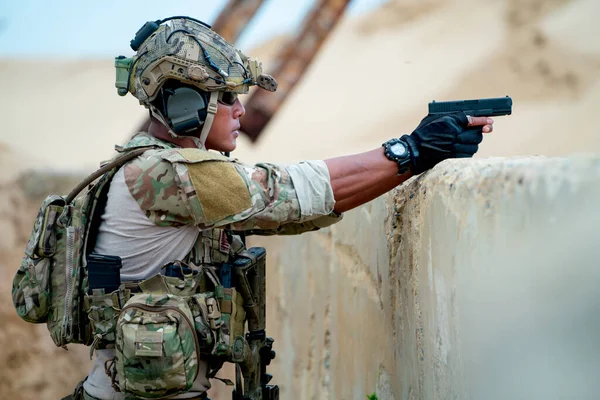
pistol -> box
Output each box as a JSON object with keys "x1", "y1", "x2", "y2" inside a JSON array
[{"x1": 428, "y1": 96, "x2": 512, "y2": 117}]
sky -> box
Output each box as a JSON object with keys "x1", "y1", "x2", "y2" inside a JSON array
[{"x1": 0, "y1": 0, "x2": 387, "y2": 57}]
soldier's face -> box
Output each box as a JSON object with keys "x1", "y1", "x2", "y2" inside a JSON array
[{"x1": 204, "y1": 98, "x2": 246, "y2": 152}]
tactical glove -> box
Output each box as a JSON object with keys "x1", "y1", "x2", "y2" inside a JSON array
[{"x1": 400, "y1": 112, "x2": 484, "y2": 174}]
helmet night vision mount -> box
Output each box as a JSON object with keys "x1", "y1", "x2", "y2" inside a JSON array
[{"x1": 114, "y1": 16, "x2": 278, "y2": 145}]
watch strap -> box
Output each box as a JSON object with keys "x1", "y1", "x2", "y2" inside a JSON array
[
  {"x1": 399, "y1": 134, "x2": 419, "y2": 173},
  {"x1": 382, "y1": 138, "x2": 412, "y2": 175}
]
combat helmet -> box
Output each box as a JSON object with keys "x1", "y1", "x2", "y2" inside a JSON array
[{"x1": 115, "y1": 16, "x2": 277, "y2": 147}]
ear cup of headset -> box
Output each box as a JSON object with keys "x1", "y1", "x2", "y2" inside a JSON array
[{"x1": 165, "y1": 87, "x2": 209, "y2": 135}]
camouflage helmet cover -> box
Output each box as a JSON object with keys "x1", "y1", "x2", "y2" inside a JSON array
[{"x1": 125, "y1": 17, "x2": 277, "y2": 105}]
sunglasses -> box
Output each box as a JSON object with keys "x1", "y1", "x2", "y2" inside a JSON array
[{"x1": 218, "y1": 91, "x2": 238, "y2": 106}]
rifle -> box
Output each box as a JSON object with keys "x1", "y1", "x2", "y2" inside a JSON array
[
  {"x1": 428, "y1": 95, "x2": 513, "y2": 117},
  {"x1": 231, "y1": 247, "x2": 279, "y2": 400}
]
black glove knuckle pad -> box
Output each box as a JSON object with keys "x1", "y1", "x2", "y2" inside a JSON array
[
  {"x1": 407, "y1": 112, "x2": 478, "y2": 173},
  {"x1": 438, "y1": 115, "x2": 462, "y2": 131}
]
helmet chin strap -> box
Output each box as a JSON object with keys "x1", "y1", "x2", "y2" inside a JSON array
[
  {"x1": 148, "y1": 90, "x2": 219, "y2": 150},
  {"x1": 199, "y1": 91, "x2": 219, "y2": 147}
]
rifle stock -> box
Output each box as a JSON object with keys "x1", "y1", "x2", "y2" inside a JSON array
[{"x1": 232, "y1": 247, "x2": 279, "y2": 400}]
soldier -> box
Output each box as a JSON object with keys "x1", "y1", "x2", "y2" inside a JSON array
[{"x1": 75, "y1": 16, "x2": 493, "y2": 400}]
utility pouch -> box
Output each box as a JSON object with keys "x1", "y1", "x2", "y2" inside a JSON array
[
  {"x1": 11, "y1": 256, "x2": 52, "y2": 323},
  {"x1": 189, "y1": 288, "x2": 246, "y2": 362},
  {"x1": 186, "y1": 263, "x2": 247, "y2": 362},
  {"x1": 12, "y1": 195, "x2": 65, "y2": 323},
  {"x1": 84, "y1": 287, "x2": 131, "y2": 355},
  {"x1": 24, "y1": 195, "x2": 64, "y2": 258},
  {"x1": 160, "y1": 260, "x2": 201, "y2": 297},
  {"x1": 85, "y1": 254, "x2": 125, "y2": 353},
  {"x1": 189, "y1": 292, "x2": 217, "y2": 353},
  {"x1": 215, "y1": 287, "x2": 246, "y2": 359},
  {"x1": 113, "y1": 293, "x2": 200, "y2": 398}
]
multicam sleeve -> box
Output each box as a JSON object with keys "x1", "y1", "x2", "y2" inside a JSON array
[
  {"x1": 123, "y1": 149, "x2": 196, "y2": 227},
  {"x1": 231, "y1": 160, "x2": 343, "y2": 235},
  {"x1": 124, "y1": 148, "x2": 342, "y2": 233},
  {"x1": 222, "y1": 161, "x2": 342, "y2": 233}
]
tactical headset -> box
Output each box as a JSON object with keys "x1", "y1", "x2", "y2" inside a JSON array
[
  {"x1": 152, "y1": 82, "x2": 210, "y2": 136},
  {"x1": 151, "y1": 82, "x2": 240, "y2": 136}
]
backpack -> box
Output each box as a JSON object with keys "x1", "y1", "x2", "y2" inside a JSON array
[{"x1": 11, "y1": 146, "x2": 154, "y2": 347}]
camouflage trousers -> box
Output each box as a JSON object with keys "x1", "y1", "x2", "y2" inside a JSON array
[{"x1": 61, "y1": 379, "x2": 210, "y2": 400}]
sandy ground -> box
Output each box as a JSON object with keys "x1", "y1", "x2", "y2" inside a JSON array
[{"x1": 0, "y1": 0, "x2": 599, "y2": 398}]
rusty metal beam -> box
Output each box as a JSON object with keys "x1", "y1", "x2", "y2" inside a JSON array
[
  {"x1": 240, "y1": 0, "x2": 352, "y2": 141},
  {"x1": 212, "y1": 0, "x2": 267, "y2": 43}
]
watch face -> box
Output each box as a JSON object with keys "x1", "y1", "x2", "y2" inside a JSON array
[{"x1": 389, "y1": 142, "x2": 407, "y2": 156}]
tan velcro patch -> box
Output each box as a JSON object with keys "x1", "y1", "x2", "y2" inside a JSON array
[
  {"x1": 177, "y1": 148, "x2": 229, "y2": 162},
  {"x1": 187, "y1": 162, "x2": 252, "y2": 223}
]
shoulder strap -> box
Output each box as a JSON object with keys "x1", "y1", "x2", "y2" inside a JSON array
[{"x1": 66, "y1": 146, "x2": 156, "y2": 203}]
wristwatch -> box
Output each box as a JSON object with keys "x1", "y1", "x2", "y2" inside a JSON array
[{"x1": 382, "y1": 138, "x2": 412, "y2": 175}]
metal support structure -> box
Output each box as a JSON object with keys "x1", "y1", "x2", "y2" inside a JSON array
[
  {"x1": 212, "y1": 0, "x2": 267, "y2": 43},
  {"x1": 133, "y1": 0, "x2": 351, "y2": 142},
  {"x1": 240, "y1": 0, "x2": 352, "y2": 141}
]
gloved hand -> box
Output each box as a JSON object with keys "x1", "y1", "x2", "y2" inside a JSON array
[{"x1": 399, "y1": 112, "x2": 484, "y2": 174}]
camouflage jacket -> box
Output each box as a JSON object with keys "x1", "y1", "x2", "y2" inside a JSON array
[{"x1": 117, "y1": 133, "x2": 342, "y2": 264}]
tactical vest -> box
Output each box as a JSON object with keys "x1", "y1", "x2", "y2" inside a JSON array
[{"x1": 12, "y1": 143, "x2": 253, "y2": 397}]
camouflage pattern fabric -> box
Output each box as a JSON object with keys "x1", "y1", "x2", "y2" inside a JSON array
[
  {"x1": 12, "y1": 142, "x2": 159, "y2": 348},
  {"x1": 24, "y1": 194, "x2": 64, "y2": 258},
  {"x1": 187, "y1": 284, "x2": 245, "y2": 361},
  {"x1": 216, "y1": 288, "x2": 245, "y2": 357},
  {"x1": 186, "y1": 229, "x2": 245, "y2": 266},
  {"x1": 45, "y1": 167, "x2": 106, "y2": 347},
  {"x1": 12, "y1": 129, "x2": 339, "y2": 354},
  {"x1": 13, "y1": 195, "x2": 65, "y2": 323},
  {"x1": 85, "y1": 288, "x2": 132, "y2": 351},
  {"x1": 12, "y1": 256, "x2": 52, "y2": 322},
  {"x1": 121, "y1": 133, "x2": 341, "y2": 237},
  {"x1": 115, "y1": 134, "x2": 246, "y2": 266},
  {"x1": 115, "y1": 293, "x2": 199, "y2": 398},
  {"x1": 189, "y1": 293, "x2": 216, "y2": 353}
]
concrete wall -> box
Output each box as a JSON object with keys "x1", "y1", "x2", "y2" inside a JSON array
[{"x1": 255, "y1": 156, "x2": 600, "y2": 400}]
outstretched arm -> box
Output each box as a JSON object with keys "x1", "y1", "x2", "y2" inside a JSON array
[
  {"x1": 326, "y1": 115, "x2": 494, "y2": 213},
  {"x1": 126, "y1": 115, "x2": 493, "y2": 233},
  {"x1": 326, "y1": 148, "x2": 412, "y2": 214}
]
